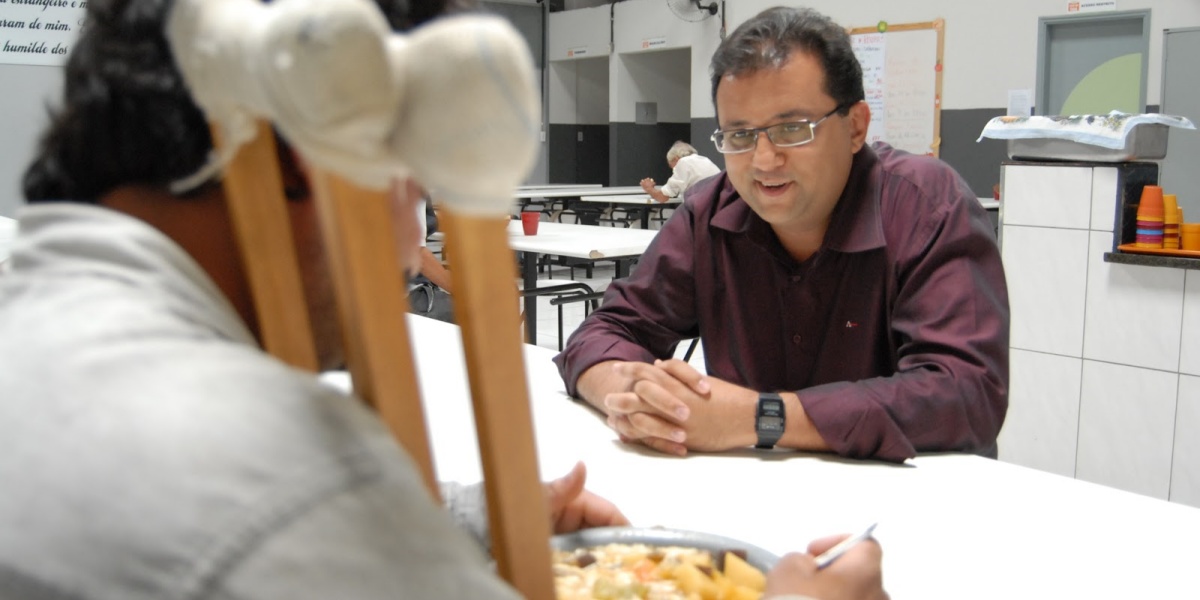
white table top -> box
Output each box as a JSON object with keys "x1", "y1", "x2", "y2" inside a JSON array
[
  {"x1": 0, "y1": 215, "x2": 16, "y2": 265},
  {"x1": 579, "y1": 194, "x2": 682, "y2": 206},
  {"x1": 324, "y1": 315, "x2": 1200, "y2": 600},
  {"x1": 507, "y1": 219, "x2": 658, "y2": 260},
  {"x1": 514, "y1": 186, "x2": 646, "y2": 199},
  {"x1": 518, "y1": 183, "x2": 603, "y2": 191}
]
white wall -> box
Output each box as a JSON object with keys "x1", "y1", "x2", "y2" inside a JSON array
[
  {"x1": 555, "y1": 0, "x2": 1200, "y2": 122},
  {"x1": 727, "y1": 0, "x2": 1200, "y2": 110},
  {"x1": 0, "y1": 64, "x2": 61, "y2": 218},
  {"x1": 611, "y1": 0, "x2": 722, "y2": 120},
  {"x1": 548, "y1": 5, "x2": 611, "y2": 125},
  {"x1": 613, "y1": 49, "x2": 691, "y2": 123},
  {"x1": 548, "y1": 4, "x2": 610, "y2": 61},
  {"x1": 550, "y1": 57, "x2": 609, "y2": 124}
]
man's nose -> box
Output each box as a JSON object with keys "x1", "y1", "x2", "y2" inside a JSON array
[{"x1": 749, "y1": 131, "x2": 782, "y2": 169}]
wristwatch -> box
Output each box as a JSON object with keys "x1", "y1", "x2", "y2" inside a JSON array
[{"x1": 755, "y1": 392, "x2": 785, "y2": 449}]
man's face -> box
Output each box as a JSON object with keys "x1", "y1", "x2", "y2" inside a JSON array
[{"x1": 715, "y1": 50, "x2": 868, "y2": 234}]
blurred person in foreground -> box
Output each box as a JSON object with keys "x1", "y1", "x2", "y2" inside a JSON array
[
  {"x1": 0, "y1": 0, "x2": 885, "y2": 598},
  {"x1": 556, "y1": 6, "x2": 1009, "y2": 463}
]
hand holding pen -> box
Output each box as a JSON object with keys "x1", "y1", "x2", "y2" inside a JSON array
[
  {"x1": 814, "y1": 522, "x2": 878, "y2": 569},
  {"x1": 763, "y1": 523, "x2": 887, "y2": 600}
]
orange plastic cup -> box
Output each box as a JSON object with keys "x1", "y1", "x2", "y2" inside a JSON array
[
  {"x1": 1182, "y1": 223, "x2": 1200, "y2": 251},
  {"x1": 1137, "y1": 185, "x2": 1165, "y2": 219},
  {"x1": 1164, "y1": 194, "x2": 1180, "y2": 224}
]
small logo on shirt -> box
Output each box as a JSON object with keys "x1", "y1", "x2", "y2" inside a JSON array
[{"x1": 845, "y1": 321, "x2": 859, "y2": 329}]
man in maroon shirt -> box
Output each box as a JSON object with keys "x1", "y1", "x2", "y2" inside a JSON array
[{"x1": 553, "y1": 6, "x2": 1009, "y2": 463}]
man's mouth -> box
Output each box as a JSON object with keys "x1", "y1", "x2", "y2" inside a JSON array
[{"x1": 756, "y1": 180, "x2": 791, "y2": 194}]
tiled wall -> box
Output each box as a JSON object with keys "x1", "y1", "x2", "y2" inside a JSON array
[{"x1": 997, "y1": 162, "x2": 1200, "y2": 508}]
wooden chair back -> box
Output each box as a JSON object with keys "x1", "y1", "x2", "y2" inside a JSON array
[{"x1": 215, "y1": 122, "x2": 556, "y2": 598}]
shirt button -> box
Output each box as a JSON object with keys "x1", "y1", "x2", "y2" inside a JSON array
[{"x1": 792, "y1": 334, "x2": 802, "y2": 344}]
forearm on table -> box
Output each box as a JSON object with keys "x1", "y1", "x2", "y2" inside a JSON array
[
  {"x1": 718, "y1": 389, "x2": 829, "y2": 451},
  {"x1": 573, "y1": 360, "x2": 628, "y2": 413},
  {"x1": 785, "y1": 372, "x2": 1002, "y2": 462},
  {"x1": 418, "y1": 247, "x2": 453, "y2": 291},
  {"x1": 776, "y1": 392, "x2": 832, "y2": 451}
]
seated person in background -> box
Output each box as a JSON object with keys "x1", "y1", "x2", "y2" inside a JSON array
[
  {"x1": 407, "y1": 195, "x2": 455, "y2": 322},
  {"x1": 0, "y1": 0, "x2": 886, "y2": 598},
  {"x1": 640, "y1": 140, "x2": 722, "y2": 203},
  {"x1": 556, "y1": 6, "x2": 1009, "y2": 463}
]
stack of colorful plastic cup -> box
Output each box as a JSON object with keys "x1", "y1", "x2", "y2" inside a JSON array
[
  {"x1": 1163, "y1": 194, "x2": 1180, "y2": 249},
  {"x1": 1135, "y1": 185, "x2": 1165, "y2": 249}
]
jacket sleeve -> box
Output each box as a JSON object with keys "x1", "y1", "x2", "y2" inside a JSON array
[
  {"x1": 553, "y1": 202, "x2": 701, "y2": 397},
  {"x1": 216, "y1": 464, "x2": 522, "y2": 599}
]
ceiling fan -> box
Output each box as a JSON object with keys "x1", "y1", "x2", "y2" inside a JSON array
[{"x1": 666, "y1": 0, "x2": 718, "y2": 23}]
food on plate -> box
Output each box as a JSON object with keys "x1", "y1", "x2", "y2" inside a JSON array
[{"x1": 553, "y1": 542, "x2": 766, "y2": 600}]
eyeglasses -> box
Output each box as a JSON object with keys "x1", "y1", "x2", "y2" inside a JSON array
[{"x1": 710, "y1": 104, "x2": 848, "y2": 154}]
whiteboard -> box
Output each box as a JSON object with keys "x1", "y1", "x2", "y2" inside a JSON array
[{"x1": 849, "y1": 21, "x2": 944, "y2": 157}]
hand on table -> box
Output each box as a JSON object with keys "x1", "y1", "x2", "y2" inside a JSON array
[
  {"x1": 765, "y1": 534, "x2": 888, "y2": 600},
  {"x1": 601, "y1": 358, "x2": 755, "y2": 456},
  {"x1": 639, "y1": 177, "x2": 656, "y2": 194},
  {"x1": 545, "y1": 461, "x2": 629, "y2": 533}
]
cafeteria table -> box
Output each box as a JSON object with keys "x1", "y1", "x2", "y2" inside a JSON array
[
  {"x1": 514, "y1": 186, "x2": 646, "y2": 223},
  {"x1": 507, "y1": 220, "x2": 657, "y2": 342},
  {"x1": 321, "y1": 315, "x2": 1200, "y2": 600},
  {"x1": 579, "y1": 193, "x2": 682, "y2": 229}
]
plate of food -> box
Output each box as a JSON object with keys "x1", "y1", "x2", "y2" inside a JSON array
[{"x1": 551, "y1": 526, "x2": 778, "y2": 600}]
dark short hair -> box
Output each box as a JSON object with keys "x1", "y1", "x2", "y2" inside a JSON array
[
  {"x1": 23, "y1": 0, "x2": 476, "y2": 203},
  {"x1": 709, "y1": 6, "x2": 863, "y2": 121}
]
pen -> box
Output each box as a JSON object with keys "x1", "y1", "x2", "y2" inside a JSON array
[{"x1": 813, "y1": 522, "x2": 878, "y2": 570}]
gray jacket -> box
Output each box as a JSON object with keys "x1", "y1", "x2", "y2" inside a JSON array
[{"x1": 0, "y1": 204, "x2": 521, "y2": 600}]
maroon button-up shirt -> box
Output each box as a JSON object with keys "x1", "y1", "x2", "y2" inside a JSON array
[{"x1": 553, "y1": 143, "x2": 1009, "y2": 462}]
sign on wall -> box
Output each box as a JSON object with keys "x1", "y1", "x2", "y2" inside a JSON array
[
  {"x1": 849, "y1": 19, "x2": 945, "y2": 157},
  {"x1": 0, "y1": 0, "x2": 87, "y2": 67}
]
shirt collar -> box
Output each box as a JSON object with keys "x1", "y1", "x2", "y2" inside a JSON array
[
  {"x1": 824, "y1": 144, "x2": 885, "y2": 253},
  {"x1": 710, "y1": 144, "x2": 886, "y2": 254}
]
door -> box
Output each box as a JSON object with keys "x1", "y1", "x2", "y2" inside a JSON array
[
  {"x1": 1036, "y1": 10, "x2": 1150, "y2": 116},
  {"x1": 1160, "y1": 27, "x2": 1200, "y2": 219}
]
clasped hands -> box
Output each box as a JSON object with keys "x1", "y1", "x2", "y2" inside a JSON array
[{"x1": 601, "y1": 358, "x2": 756, "y2": 456}]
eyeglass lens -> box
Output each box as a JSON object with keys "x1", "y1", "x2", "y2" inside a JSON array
[{"x1": 715, "y1": 121, "x2": 815, "y2": 153}]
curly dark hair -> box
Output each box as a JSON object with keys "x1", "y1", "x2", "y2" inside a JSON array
[
  {"x1": 23, "y1": 0, "x2": 477, "y2": 203},
  {"x1": 709, "y1": 6, "x2": 864, "y2": 121}
]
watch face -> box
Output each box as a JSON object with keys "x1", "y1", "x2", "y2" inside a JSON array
[
  {"x1": 760, "y1": 400, "x2": 783, "y2": 417},
  {"x1": 759, "y1": 416, "x2": 783, "y2": 431}
]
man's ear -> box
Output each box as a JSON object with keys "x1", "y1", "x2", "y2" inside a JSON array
[{"x1": 846, "y1": 100, "x2": 871, "y2": 153}]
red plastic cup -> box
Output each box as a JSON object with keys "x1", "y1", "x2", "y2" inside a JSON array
[{"x1": 520, "y1": 211, "x2": 540, "y2": 235}]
